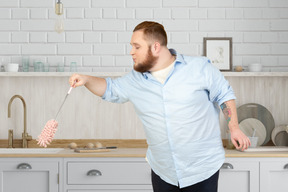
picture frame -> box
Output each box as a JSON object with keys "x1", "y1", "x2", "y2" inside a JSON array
[{"x1": 203, "y1": 37, "x2": 232, "y2": 71}]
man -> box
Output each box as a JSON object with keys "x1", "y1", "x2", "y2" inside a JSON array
[{"x1": 69, "y1": 21, "x2": 250, "y2": 192}]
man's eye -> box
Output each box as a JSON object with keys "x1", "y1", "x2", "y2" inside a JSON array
[{"x1": 135, "y1": 47, "x2": 140, "y2": 49}]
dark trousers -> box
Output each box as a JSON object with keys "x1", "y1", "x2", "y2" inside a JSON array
[{"x1": 151, "y1": 170, "x2": 219, "y2": 192}]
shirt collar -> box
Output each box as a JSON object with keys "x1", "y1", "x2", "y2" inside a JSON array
[{"x1": 142, "y1": 49, "x2": 186, "y2": 79}]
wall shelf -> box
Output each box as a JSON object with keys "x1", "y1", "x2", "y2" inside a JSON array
[{"x1": 1, "y1": 72, "x2": 288, "y2": 77}]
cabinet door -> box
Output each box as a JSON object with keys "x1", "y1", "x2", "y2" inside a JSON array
[
  {"x1": 67, "y1": 190, "x2": 152, "y2": 192},
  {"x1": 260, "y1": 161, "x2": 288, "y2": 192},
  {"x1": 0, "y1": 160, "x2": 59, "y2": 192},
  {"x1": 218, "y1": 160, "x2": 259, "y2": 192}
]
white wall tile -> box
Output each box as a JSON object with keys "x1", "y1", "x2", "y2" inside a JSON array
[
  {"x1": 66, "y1": 32, "x2": 83, "y2": 43},
  {"x1": 93, "y1": 20, "x2": 125, "y2": 31},
  {"x1": 262, "y1": 8, "x2": 280, "y2": 19},
  {"x1": 83, "y1": 56, "x2": 101, "y2": 66},
  {"x1": 21, "y1": 0, "x2": 53, "y2": 8},
  {"x1": 0, "y1": 44, "x2": 20, "y2": 54},
  {"x1": 30, "y1": 8, "x2": 47, "y2": 19},
  {"x1": 22, "y1": 44, "x2": 56, "y2": 55},
  {"x1": 0, "y1": 20, "x2": 19, "y2": 31},
  {"x1": 118, "y1": 32, "x2": 132, "y2": 43},
  {"x1": 58, "y1": 44, "x2": 92, "y2": 55},
  {"x1": 163, "y1": 0, "x2": 197, "y2": 7},
  {"x1": 94, "y1": 44, "x2": 125, "y2": 55},
  {"x1": 235, "y1": 20, "x2": 270, "y2": 31},
  {"x1": 199, "y1": 20, "x2": 234, "y2": 31},
  {"x1": 0, "y1": 32, "x2": 10, "y2": 42},
  {"x1": 171, "y1": 8, "x2": 189, "y2": 19},
  {"x1": 102, "y1": 32, "x2": 117, "y2": 43},
  {"x1": 171, "y1": 32, "x2": 189, "y2": 43},
  {"x1": 92, "y1": 0, "x2": 125, "y2": 8},
  {"x1": 207, "y1": 8, "x2": 225, "y2": 19},
  {"x1": 236, "y1": 44, "x2": 270, "y2": 55},
  {"x1": 270, "y1": 20, "x2": 288, "y2": 31},
  {"x1": 226, "y1": 8, "x2": 243, "y2": 19},
  {"x1": 234, "y1": 0, "x2": 269, "y2": 7},
  {"x1": 190, "y1": 8, "x2": 207, "y2": 19},
  {"x1": 100, "y1": 56, "x2": 114, "y2": 66},
  {"x1": 153, "y1": 8, "x2": 170, "y2": 19},
  {"x1": 30, "y1": 32, "x2": 47, "y2": 43},
  {"x1": 64, "y1": 19, "x2": 92, "y2": 31},
  {"x1": 127, "y1": 0, "x2": 161, "y2": 8},
  {"x1": 11, "y1": 32, "x2": 29, "y2": 42},
  {"x1": 48, "y1": 32, "x2": 65, "y2": 43},
  {"x1": 115, "y1": 55, "x2": 132, "y2": 67},
  {"x1": 0, "y1": 0, "x2": 19, "y2": 7},
  {"x1": 243, "y1": 32, "x2": 261, "y2": 43},
  {"x1": 84, "y1": 8, "x2": 102, "y2": 19},
  {"x1": 269, "y1": 0, "x2": 288, "y2": 8},
  {"x1": 163, "y1": 20, "x2": 198, "y2": 31},
  {"x1": 103, "y1": 8, "x2": 116, "y2": 19},
  {"x1": 12, "y1": 8, "x2": 28, "y2": 19},
  {"x1": 199, "y1": 0, "x2": 233, "y2": 7},
  {"x1": 117, "y1": 8, "x2": 134, "y2": 19},
  {"x1": 66, "y1": 8, "x2": 84, "y2": 19},
  {"x1": 0, "y1": 8, "x2": 10, "y2": 18},
  {"x1": 21, "y1": 20, "x2": 54, "y2": 31},
  {"x1": 83, "y1": 32, "x2": 101, "y2": 43},
  {"x1": 261, "y1": 32, "x2": 278, "y2": 42},
  {"x1": 64, "y1": 0, "x2": 90, "y2": 8},
  {"x1": 135, "y1": 8, "x2": 153, "y2": 19},
  {"x1": 271, "y1": 44, "x2": 288, "y2": 55},
  {"x1": 279, "y1": 32, "x2": 288, "y2": 42},
  {"x1": 243, "y1": 8, "x2": 262, "y2": 19}
]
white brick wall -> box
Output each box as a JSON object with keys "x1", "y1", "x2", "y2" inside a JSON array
[{"x1": 0, "y1": 0, "x2": 287, "y2": 72}]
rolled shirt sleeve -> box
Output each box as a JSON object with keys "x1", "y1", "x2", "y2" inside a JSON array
[
  {"x1": 102, "y1": 76, "x2": 129, "y2": 104},
  {"x1": 204, "y1": 58, "x2": 236, "y2": 105}
]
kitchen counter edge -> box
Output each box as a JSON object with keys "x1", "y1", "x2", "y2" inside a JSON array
[{"x1": 0, "y1": 148, "x2": 288, "y2": 158}]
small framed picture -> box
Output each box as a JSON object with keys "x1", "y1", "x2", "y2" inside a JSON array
[{"x1": 203, "y1": 37, "x2": 232, "y2": 71}]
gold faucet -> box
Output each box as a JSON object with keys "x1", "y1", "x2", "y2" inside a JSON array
[
  {"x1": 8, "y1": 129, "x2": 13, "y2": 148},
  {"x1": 8, "y1": 95, "x2": 32, "y2": 148}
]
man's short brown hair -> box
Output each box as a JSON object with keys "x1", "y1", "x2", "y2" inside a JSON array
[{"x1": 133, "y1": 21, "x2": 167, "y2": 46}]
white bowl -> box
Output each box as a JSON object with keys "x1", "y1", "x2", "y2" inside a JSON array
[
  {"x1": 5, "y1": 63, "x2": 19, "y2": 72},
  {"x1": 248, "y1": 63, "x2": 262, "y2": 72}
]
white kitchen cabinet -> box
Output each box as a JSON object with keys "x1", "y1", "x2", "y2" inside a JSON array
[
  {"x1": 0, "y1": 158, "x2": 60, "y2": 192},
  {"x1": 218, "y1": 158, "x2": 259, "y2": 192},
  {"x1": 64, "y1": 158, "x2": 153, "y2": 192},
  {"x1": 260, "y1": 159, "x2": 288, "y2": 192}
]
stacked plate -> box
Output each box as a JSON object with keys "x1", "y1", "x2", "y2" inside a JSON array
[
  {"x1": 271, "y1": 125, "x2": 288, "y2": 146},
  {"x1": 237, "y1": 103, "x2": 275, "y2": 146}
]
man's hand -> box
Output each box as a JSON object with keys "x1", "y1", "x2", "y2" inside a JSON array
[{"x1": 230, "y1": 128, "x2": 251, "y2": 151}]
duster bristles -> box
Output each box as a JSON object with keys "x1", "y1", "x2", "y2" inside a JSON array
[{"x1": 37, "y1": 119, "x2": 58, "y2": 147}]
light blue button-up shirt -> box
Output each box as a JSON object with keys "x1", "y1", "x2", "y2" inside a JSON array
[{"x1": 102, "y1": 49, "x2": 236, "y2": 188}]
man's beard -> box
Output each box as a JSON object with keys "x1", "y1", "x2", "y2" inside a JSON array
[{"x1": 133, "y1": 48, "x2": 158, "y2": 73}]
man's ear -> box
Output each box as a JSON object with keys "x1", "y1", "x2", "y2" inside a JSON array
[{"x1": 151, "y1": 41, "x2": 161, "y2": 55}]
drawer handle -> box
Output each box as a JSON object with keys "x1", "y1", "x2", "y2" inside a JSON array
[
  {"x1": 221, "y1": 163, "x2": 234, "y2": 169},
  {"x1": 87, "y1": 169, "x2": 102, "y2": 176},
  {"x1": 284, "y1": 164, "x2": 288, "y2": 169},
  {"x1": 17, "y1": 163, "x2": 32, "y2": 170}
]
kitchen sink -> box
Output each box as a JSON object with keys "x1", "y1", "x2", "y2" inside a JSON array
[
  {"x1": 244, "y1": 146, "x2": 288, "y2": 152},
  {"x1": 0, "y1": 148, "x2": 65, "y2": 154}
]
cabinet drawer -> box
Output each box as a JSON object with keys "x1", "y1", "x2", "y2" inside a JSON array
[{"x1": 67, "y1": 162, "x2": 151, "y2": 185}]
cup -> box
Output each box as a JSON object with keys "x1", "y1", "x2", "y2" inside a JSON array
[
  {"x1": 43, "y1": 63, "x2": 50, "y2": 72},
  {"x1": 22, "y1": 56, "x2": 30, "y2": 72},
  {"x1": 248, "y1": 136, "x2": 258, "y2": 148},
  {"x1": 5, "y1": 63, "x2": 19, "y2": 72},
  {"x1": 70, "y1": 62, "x2": 77, "y2": 72},
  {"x1": 33, "y1": 59, "x2": 44, "y2": 72},
  {"x1": 226, "y1": 131, "x2": 235, "y2": 149},
  {"x1": 57, "y1": 62, "x2": 64, "y2": 72}
]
